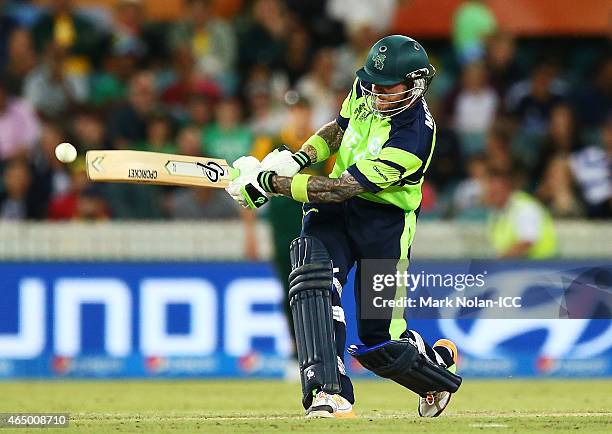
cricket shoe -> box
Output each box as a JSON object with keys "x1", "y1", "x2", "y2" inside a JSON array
[
  {"x1": 306, "y1": 391, "x2": 356, "y2": 419},
  {"x1": 418, "y1": 338, "x2": 458, "y2": 418}
]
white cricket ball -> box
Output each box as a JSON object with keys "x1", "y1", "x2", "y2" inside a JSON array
[{"x1": 55, "y1": 142, "x2": 77, "y2": 163}]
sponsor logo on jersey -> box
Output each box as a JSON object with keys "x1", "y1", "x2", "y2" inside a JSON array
[
  {"x1": 372, "y1": 165, "x2": 388, "y2": 181},
  {"x1": 353, "y1": 102, "x2": 371, "y2": 121},
  {"x1": 367, "y1": 137, "x2": 383, "y2": 156}
]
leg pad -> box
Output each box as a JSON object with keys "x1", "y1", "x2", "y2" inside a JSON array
[
  {"x1": 348, "y1": 339, "x2": 462, "y2": 397},
  {"x1": 289, "y1": 236, "x2": 341, "y2": 408}
]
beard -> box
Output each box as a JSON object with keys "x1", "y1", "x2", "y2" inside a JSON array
[{"x1": 374, "y1": 97, "x2": 405, "y2": 112}]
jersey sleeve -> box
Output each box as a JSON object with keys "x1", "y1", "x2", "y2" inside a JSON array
[
  {"x1": 347, "y1": 146, "x2": 423, "y2": 192},
  {"x1": 336, "y1": 78, "x2": 361, "y2": 131}
]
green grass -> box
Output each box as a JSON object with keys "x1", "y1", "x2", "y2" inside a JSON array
[{"x1": 0, "y1": 379, "x2": 610, "y2": 433}]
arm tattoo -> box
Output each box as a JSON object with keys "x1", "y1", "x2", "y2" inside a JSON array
[
  {"x1": 301, "y1": 120, "x2": 345, "y2": 164},
  {"x1": 271, "y1": 172, "x2": 366, "y2": 203}
]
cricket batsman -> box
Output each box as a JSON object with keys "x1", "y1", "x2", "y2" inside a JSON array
[{"x1": 227, "y1": 35, "x2": 462, "y2": 418}]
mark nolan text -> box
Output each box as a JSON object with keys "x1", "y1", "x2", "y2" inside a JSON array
[
  {"x1": 372, "y1": 296, "x2": 522, "y2": 308},
  {"x1": 128, "y1": 169, "x2": 158, "y2": 180}
]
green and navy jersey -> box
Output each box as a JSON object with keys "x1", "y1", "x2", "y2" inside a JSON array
[{"x1": 331, "y1": 78, "x2": 436, "y2": 212}]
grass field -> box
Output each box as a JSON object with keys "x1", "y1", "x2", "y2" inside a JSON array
[{"x1": 0, "y1": 379, "x2": 610, "y2": 433}]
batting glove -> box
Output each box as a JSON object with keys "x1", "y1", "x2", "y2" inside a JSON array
[
  {"x1": 226, "y1": 156, "x2": 271, "y2": 209},
  {"x1": 261, "y1": 146, "x2": 311, "y2": 177}
]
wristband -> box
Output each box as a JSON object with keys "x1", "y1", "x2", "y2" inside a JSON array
[
  {"x1": 291, "y1": 150, "x2": 311, "y2": 170},
  {"x1": 304, "y1": 135, "x2": 330, "y2": 162},
  {"x1": 257, "y1": 170, "x2": 277, "y2": 193},
  {"x1": 290, "y1": 174, "x2": 311, "y2": 203}
]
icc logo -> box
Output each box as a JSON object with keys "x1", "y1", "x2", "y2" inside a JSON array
[{"x1": 367, "y1": 138, "x2": 382, "y2": 157}]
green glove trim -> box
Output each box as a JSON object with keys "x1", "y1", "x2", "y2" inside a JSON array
[
  {"x1": 240, "y1": 184, "x2": 269, "y2": 209},
  {"x1": 257, "y1": 171, "x2": 277, "y2": 193},
  {"x1": 291, "y1": 150, "x2": 311, "y2": 169},
  {"x1": 228, "y1": 167, "x2": 240, "y2": 181}
]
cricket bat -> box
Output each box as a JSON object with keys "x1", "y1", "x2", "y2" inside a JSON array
[{"x1": 86, "y1": 150, "x2": 238, "y2": 188}]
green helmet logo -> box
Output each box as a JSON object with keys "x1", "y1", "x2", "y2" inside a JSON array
[
  {"x1": 372, "y1": 53, "x2": 386, "y2": 71},
  {"x1": 356, "y1": 34, "x2": 436, "y2": 117}
]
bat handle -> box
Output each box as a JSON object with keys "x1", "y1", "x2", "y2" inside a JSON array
[{"x1": 229, "y1": 167, "x2": 240, "y2": 180}]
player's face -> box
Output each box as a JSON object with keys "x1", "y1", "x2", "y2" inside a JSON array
[{"x1": 371, "y1": 83, "x2": 410, "y2": 111}]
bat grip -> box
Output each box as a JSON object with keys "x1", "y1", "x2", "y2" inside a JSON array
[{"x1": 229, "y1": 167, "x2": 240, "y2": 180}]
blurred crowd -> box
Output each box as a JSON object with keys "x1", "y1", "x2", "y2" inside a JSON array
[{"x1": 0, "y1": 0, "x2": 610, "y2": 224}]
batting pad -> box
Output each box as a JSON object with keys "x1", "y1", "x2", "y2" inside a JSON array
[
  {"x1": 348, "y1": 339, "x2": 462, "y2": 397},
  {"x1": 289, "y1": 236, "x2": 341, "y2": 408}
]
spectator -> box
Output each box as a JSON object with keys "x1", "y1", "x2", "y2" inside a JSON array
[
  {"x1": 282, "y1": 14, "x2": 312, "y2": 85},
  {"x1": 107, "y1": 70, "x2": 158, "y2": 149},
  {"x1": 532, "y1": 103, "x2": 581, "y2": 182},
  {"x1": 239, "y1": 0, "x2": 288, "y2": 73},
  {"x1": 484, "y1": 167, "x2": 557, "y2": 259},
  {"x1": 451, "y1": 61, "x2": 498, "y2": 155},
  {"x1": 4, "y1": 27, "x2": 38, "y2": 95},
  {"x1": 0, "y1": 158, "x2": 34, "y2": 220},
  {"x1": 335, "y1": 23, "x2": 379, "y2": 89},
  {"x1": 245, "y1": 65, "x2": 287, "y2": 136},
  {"x1": 419, "y1": 181, "x2": 439, "y2": 219},
  {"x1": 506, "y1": 61, "x2": 567, "y2": 137},
  {"x1": 296, "y1": 48, "x2": 339, "y2": 127},
  {"x1": 0, "y1": 79, "x2": 40, "y2": 160},
  {"x1": 453, "y1": 155, "x2": 488, "y2": 220},
  {"x1": 327, "y1": 0, "x2": 397, "y2": 34},
  {"x1": 30, "y1": 121, "x2": 71, "y2": 218},
  {"x1": 47, "y1": 161, "x2": 92, "y2": 220},
  {"x1": 102, "y1": 180, "x2": 165, "y2": 219},
  {"x1": 485, "y1": 32, "x2": 522, "y2": 99},
  {"x1": 47, "y1": 158, "x2": 110, "y2": 221},
  {"x1": 185, "y1": 95, "x2": 212, "y2": 131},
  {"x1": 110, "y1": 0, "x2": 148, "y2": 60},
  {"x1": 423, "y1": 101, "x2": 464, "y2": 194},
  {"x1": 161, "y1": 46, "x2": 221, "y2": 110},
  {"x1": 573, "y1": 57, "x2": 612, "y2": 129},
  {"x1": 31, "y1": 0, "x2": 103, "y2": 72},
  {"x1": 536, "y1": 156, "x2": 584, "y2": 218},
  {"x1": 486, "y1": 123, "x2": 522, "y2": 175},
  {"x1": 252, "y1": 96, "x2": 315, "y2": 160},
  {"x1": 135, "y1": 114, "x2": 176, "y2": 154},
  {"x1": 0, "y1": 0, "x2": 17, "y2": 66},
  {"x1": 176, "y1": 126, "x2": 202, "y2": 156},
  {"x1": 167, "y1": 187, "x2": 240, "y2": 220},
  {"x1": 170, "y1": 0, "x2": 237, "y2": 92},
  {"x1": 203, "y1": 98, "x2": 253, "y2": 163},
  {"x1": 285, "y1": 0, "x2": 343, "y2": 49},
  {"x1": 74, "y1": 187, "x2": 110, "y2": 220},
  {"x1": 452, "y1": 0, "x2": 497, "y2": 64},
  {"x1": 568, "y1": 118, "x2": 612, "y2": 218},
  {"x1": 24, "y1": 43, "x2": 87, "y2": 119},
  {"x1": 72, "y1": 110, "x2": 107, "y2": 151},
  {"x1": 88, "y1": 42, "x2": 138, "y2": 108}
]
